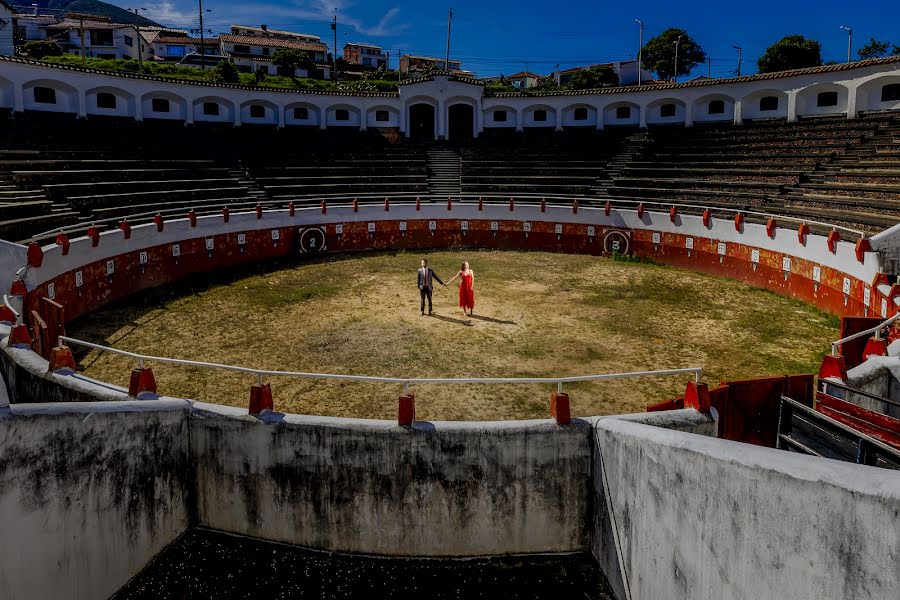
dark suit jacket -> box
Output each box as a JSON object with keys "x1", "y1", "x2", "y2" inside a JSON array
[{"x1": 417, "y1": 267, "x2": 444, "y2": 290}]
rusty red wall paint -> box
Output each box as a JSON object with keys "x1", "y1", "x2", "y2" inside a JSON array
[{"x1": 24, "y1": 218, "x2": 882, "y2": 338}]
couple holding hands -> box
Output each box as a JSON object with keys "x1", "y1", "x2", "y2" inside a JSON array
[{"x1": 417, "y1": 259, "x2": 475, "y2": 317}]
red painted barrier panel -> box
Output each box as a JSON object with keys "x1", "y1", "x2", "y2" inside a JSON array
[
  {"x1": 815, "y1": 392, "x2": 900, "y2": 449},
  {"x1": 839, "y1": 316, "x2": 884, "y2": 369},
  {"x1": 649, "y1": 375, "x2": 813, "y2": 448}
]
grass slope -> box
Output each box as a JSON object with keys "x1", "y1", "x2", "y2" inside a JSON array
[{"x1": 69, "y1": 250, "x2": 839, "y2": 421}]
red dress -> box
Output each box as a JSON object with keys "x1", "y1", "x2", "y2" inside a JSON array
[{"x1": 458, "y1": 271, "x2": 475, "y2": 310}]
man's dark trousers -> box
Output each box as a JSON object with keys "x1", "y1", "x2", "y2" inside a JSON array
[{"x1": 421, "y1": 285, "x2": 433, "y2": 313}]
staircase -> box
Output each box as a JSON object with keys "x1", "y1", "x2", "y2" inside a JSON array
[
  {"x1": 230, "y1": 167, "x2": 270, "y2": 203},
  {"x1": 591, "y1": 131, "x2": 649, "y2": 197},
  {"x1": 426, "y1": 148, "x2": 461, "y2": 199}
]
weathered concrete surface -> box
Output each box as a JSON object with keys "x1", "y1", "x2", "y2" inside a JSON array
[
  {"x1": 191, "y1": 402, "x2": 594, "y2": 556},
  {"x1": 0, "y1": 400, "x2": 192, "y2": 600},
  {"x1": 593, "y1": 417, "x2": 900, "y2": 600},
  {"x1": 589, "y1": 409, "x2": 718, "y2": 598},
  {"x1": 1, "y1": 332, "x2": 137, "y2": 404},
  {"x1": 846, "y1": 356, "x2": 900, "y2": 419}
]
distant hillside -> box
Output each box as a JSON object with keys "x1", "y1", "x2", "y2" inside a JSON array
[{"x1": 14, "y1": 0, "x2": 162, "y2": 26}]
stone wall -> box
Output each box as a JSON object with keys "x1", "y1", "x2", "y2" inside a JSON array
[
  {"x1": 593, "y1": 416, "x2": 900, "y2": 600},
  {"x1": 0, "y1": 400, "x2": 191, "y2": 600}
]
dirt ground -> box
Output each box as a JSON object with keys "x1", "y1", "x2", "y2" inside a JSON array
[{"x1": 68, "y1": 250, "x2": 839, "y2": 421}]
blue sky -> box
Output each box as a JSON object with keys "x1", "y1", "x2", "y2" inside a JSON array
[{"x1": 119, "y1": 0, "x2": 900, "y2": 78}]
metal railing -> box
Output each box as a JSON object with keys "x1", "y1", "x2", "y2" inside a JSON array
[
  {"x1": 30, "y1": 193, "x2": 865, "y2": 243},
  {"x1": 831, "y1": 311, "x2": 900, "y2": 356},
  {"x1": 59, "y1": 335, "x2": 701, "y2": 396}
]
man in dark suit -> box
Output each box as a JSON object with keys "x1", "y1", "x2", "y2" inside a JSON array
[{"x1": 417, "y1": 259, "x2": 445, "y2": 315}]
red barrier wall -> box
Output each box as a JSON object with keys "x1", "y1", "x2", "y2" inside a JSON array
[{"x1": 649, "y1": 374, "x2": 815, "y2": 447}]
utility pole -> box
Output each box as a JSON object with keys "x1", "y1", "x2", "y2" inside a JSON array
[
  {"x1": 634, "y1": 19, "x2": 644, "y2": 86},
  {"x1": 840, "y1": 25, "x2": 852, "y2": 63},
  {"x1": 445, "y1": 8, "x2": 452, "y2": 71},
  {"x1": 198, "y1": 0, "x2": 206, "y2": 70},
  {"x1": 733, "y1": 46, "x2": 742, "y2": 76},
  {"x1": 332, "y1": 12, "x2": 338, "y2": 81},
  {"x1": 79, "y1": 15, "x2": 85, "y2": 64},
  {"x1": 128, "y1": 8, "x2": 146, "y2": 72},
  {"x1": 673, "y1": 35, "x2": 683, "y2": 83},
  {"x1": 707, "y1": 56, "x2": 711, "y2": 78}
]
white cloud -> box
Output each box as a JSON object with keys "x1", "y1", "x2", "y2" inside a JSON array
[{"x1": 116, "y1": 0, "x2": 407, "y2": 39}]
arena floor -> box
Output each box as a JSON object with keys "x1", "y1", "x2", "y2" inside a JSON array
[{"x1": 68, "y1": 250, "x2": 839, "y2": 420}]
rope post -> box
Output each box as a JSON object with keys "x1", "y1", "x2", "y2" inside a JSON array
[
  {"x1": 249, "y1": 382, "x2": 274, "y2": 415},
  {"x1": 683, "y1": 380, "x2": 711, "y2": 413},
  {"x1": 550, "y1": 390, "x2": 571, "y2": 425},
  {"x1": 398, "y1": 390, "x2": 416, "y2": 426},
  {"x1": 128, "y1": 365, "x2": 157, "y2": 398},
  {"x1": 48, "y1": 345, "x2": 76, "y2": 374}
]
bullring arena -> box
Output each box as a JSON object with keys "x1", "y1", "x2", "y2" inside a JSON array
[{"x1": 0, "y1": 52, "x2": 899, "y2": 600}]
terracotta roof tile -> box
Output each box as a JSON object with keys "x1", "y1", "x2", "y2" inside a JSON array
[{"x1": 219, "y1": 34, "x2": 327, "y2": 53}]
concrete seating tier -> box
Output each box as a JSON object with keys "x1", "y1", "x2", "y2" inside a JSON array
[{"x1": 607, "y1": 114, "x2": 899, "y2": 233}]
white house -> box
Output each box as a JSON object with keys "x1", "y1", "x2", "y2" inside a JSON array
[
  {"x1": 220, "y1": 25, "x2": 329, "y2": 77},
  {"x1": 0, "y1": 0, "x2": 14, "y2": 57},
  {"x1": 142, "y1": 30, "x2": 222, "y2": 65},
  {"x1": 559, "y1": 60, "x2": 654, "y2": 86},
  {"x1": 506, "y1": 71, "x2": 541, "y2": 89},
  {"x1": 37, "y1": 14, "x2": 135, "y2": 60}
]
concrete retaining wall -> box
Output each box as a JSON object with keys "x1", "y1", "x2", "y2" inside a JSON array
[
  {"x1": 593, "y1": 417, "x2": 900, "y2": 600},
  {"x1": 845, "y1": 356, "x2": 900, "y2": 418},
  {"x1": 0, "y1": 400, "x2": 191, "y2": 600},
  {"x1": 191, "y1": 402, "x2": 594, "y2": 556}
]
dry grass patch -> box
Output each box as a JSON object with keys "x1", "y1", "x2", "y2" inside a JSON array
[{"x1": 68, "y1": 250, "x2": 839, "y2": 420}]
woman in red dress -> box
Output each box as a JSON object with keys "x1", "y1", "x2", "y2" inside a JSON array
[{"x1": 447, "y1": 261, "x2": 475, "y2": 316}]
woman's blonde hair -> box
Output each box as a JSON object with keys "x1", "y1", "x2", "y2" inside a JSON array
[{"x1": 461, "y1": 261, "x2": 469, "y2": 271}]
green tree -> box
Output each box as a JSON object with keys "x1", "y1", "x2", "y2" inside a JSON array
[
  {"x1": 271, "y1": 49, "x2": 311, "y2": 77},
  {"x1": 210, "y1": 60, "x2": 239, "y2": 84},
  {"x1": 641, "y1": 28, "x2": 706, "y2": 81},
  {"x1": 532, "y1": 76, "x2": 560, "y2": 90},
  {"x1": 858, "y1": 38, "x2": 890, "y2": 60},
  {"x1": 757, "y1": 35, "x2": 822, "y2": 73},
  {"x1": 25, "y1": 41, "x2": 63, "y2": 60},
  {"x1": 568, "y1": 65, "x2": 619, "y2": 89}
]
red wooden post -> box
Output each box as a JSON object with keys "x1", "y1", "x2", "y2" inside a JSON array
[
  {"x1": 48, "y1": 345, "x2": 76, "y2": 373},
  {"x1": 87, "y1": 226, "x2": 100, "y2": 247},
  {"x1": 289, "y1": 201, "x2": 296, "y2": 216},
  {"x1": 128, "y1": 367, "x2": 157, "y2": 398},
  {"x1": 249, "y1": 383, "x2": 274, "y2": 415},
  {"x1": 398, "y1": 392, "x2": 416, "y2": 426},
  {"x1": 222, "y1": 206, "x2": 230, "y2": 223},
  {"x1": 550, "y1": 392, "x2": 571, "y2": 425},
  {"x1": 56, "y1": 232, "x2": 70, "y2": 255},
  {"x1": 188, "y1": 210, "x2": 197, "y2": 228},
  {"x1": 683, "y1": 381, "x2": 711, "y2": 413},
  {"x1": 797, "y1": 222, "x2": 810, "y2": 245},
  {"x1": 827, "y1": 229, "x2": 841, "y2": 253},
  {"x1": 153, "y1": 213, "x2": 164, "y2": 232},
  {"x1": 26, "y1": 242, "x2": 43, "y2": 268}
]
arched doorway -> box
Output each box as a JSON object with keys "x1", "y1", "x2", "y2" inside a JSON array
[
  {"x1": 408, "y1": 104, "x2": 436, "y2": 141},
  {"x1": 447, "y1": 104, "x2": 474, "y2": 142}
]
